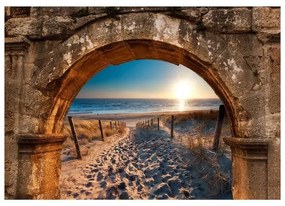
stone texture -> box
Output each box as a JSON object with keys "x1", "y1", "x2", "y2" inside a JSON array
[
  {"x1": 5, "y1": 16, "x2": 75, "y2": 40},
  {"x1": 16, "y1": 134, "x2": 66, "y2": 199},
  {"x1": 5, "y1": 135, "x2": 19, "y2": 199},
  {"x1": 224, "y1": 138, "x2": 269, "y2": 199},
  {"x1": 5, "y1": 17, "x2": 42, "y2": 38},
  {"x1": 42, "y1": 16, "x2": 75, "y2": 39},
  {"x1": 178, "y1": 19, "x2": 226, "y2": 64},
  {"x1": 262, "y1": 43, "x2": 280, "y2": 199},
  {"x1": 4, "y1": 7, "x2": 280, "y2": 200},
  {"x1": 5, "y1": 7, "x2": 31, "y2": 20},
  {"x1": 203, "y1": 8, "x2": 252, "y2": 33},
  {"x1": 252, "y1": 7, "x2": 280, "y2": 42},
  {"x1": 265, "y1": 45, "x2": 280, "y2": 114},
  {"x1": 31, "y1": 7, "x2": 88, "y2": 17},
  {"x1": 252, "y1": 7, "x2": 280, "y2": 31}
]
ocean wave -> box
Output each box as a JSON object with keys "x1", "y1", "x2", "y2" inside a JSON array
[{"x1": 68, "y1": 98, "x2": 222, "y2": 115}]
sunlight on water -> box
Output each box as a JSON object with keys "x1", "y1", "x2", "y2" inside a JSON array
[
  {"x1": 68, "y1": 98, "x2": 222, "y2": 115},
  {"x1": 178, "y1": 99, "x2": 186, "y2": 111}
]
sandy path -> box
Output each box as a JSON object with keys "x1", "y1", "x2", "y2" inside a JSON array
[{"x1": 60, "y1": 125, "x2": 216, "y2": 200}]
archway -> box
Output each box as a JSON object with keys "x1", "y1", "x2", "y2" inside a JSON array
[
  {"x1": 5, "y1": 8, "x2": 279, "y2": 199},
  {"x1": 59, "y1": 59, "x2": 233, "y2": 200},
  {"x1": 45, "y1": 40, "x2": 240, "y2": 134}
]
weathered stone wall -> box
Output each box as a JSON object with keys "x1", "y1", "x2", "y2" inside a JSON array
[{"x1": 5, "y1": 7, "x2": 280, "y2": 199}]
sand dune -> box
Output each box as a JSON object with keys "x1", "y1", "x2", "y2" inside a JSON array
[{"x1": 71, "y1": 110, "x2": 219, "y2": 127}]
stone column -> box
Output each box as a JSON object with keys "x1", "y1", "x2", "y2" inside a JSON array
[
  {"x1": 5, "y1": 37, "x2": 30, "y2": 199},
  {"x1": 16, "y1": 134, "x2": 66, "y2": 199},
  {"x1": 224, "y1": 137, "x2": 269, "y2": 199}
]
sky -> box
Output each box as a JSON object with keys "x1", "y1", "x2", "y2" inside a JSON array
[{"x1": 76, "y1": 60, "x2": 218, "y2": 99}]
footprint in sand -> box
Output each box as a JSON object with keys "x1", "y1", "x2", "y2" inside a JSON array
[{"x1": 60, "y1": 127, "x2": 231, "y2": 200}]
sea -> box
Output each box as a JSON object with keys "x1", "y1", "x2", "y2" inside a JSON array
[{"x1": 68, "y1": 98, "x2": 222, "y2": 115}]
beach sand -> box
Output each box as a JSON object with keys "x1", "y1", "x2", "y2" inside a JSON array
[
  {"x1": 60, "y1": 110, "x2": 232, "y2": 199},
  {"x1": 71, "y1": 110, "x2": 210, "y2": 127}
]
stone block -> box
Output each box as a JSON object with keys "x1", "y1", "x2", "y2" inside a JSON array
[
  {"x1": 7, "y1": 7, "x2": 31, "y2": 18},
  {"x1": 42, "y1": 16, "x2": 75, "y2": 39},
  {"x1": 99, "y1": 41, "x2": 134, "y2": 65},
  {"x1": 74, "y1": 14, "x2": 106, "y2": 30},
  {"x1": 212, "y1": 50, "x2": 258, "y2": 98},
  {"x1": 268, "y1": 81, "x2": 280, "y2": 114},
  {"x1": 88, "y1": 7, "x2": 106, "y2": 15},
  {"x1": 153, "y1": 41, "x2": 181, "y2": 65},
  {"x1": 210, "y1": 33, "x2": 265, "y2": 100},
  {"x1": 224, "y1": 137, "x2": 269, "y2": 199},
  {"x1": 239, "y1": 91, "x2": 266, "y2": 119},
  {"x1": 266, "y1": 45, "x2": 280, "y2": 114},
  {"x1": 6, "y1": 15, "x2": 76, "y2": 40},
  {"x1": 242, "y1": 117, "x2": 267, "y2": 139},
  {"x1": 256, "y1": 30, "x2": 280, "y2": 43},
  {"x1": 126, "y1": 40, "x2": 157, "y2": 59},
  {"x1": 267, "y1": 136, "x2": 280, "y2": 199},
  {"x1": 5, "y1": 134, "x2": 19, "y2": 199},
  {"x1": 265, "y1": 113, "x2": 280, "y2": 140},
  {"x1": 18, "y1": 115, "x2": 44, "y2": 134},
  {"x1": 16, "y1": 134, "x2": 65, "y2": 199},
  {"x1": 5, "y1": 17, "x2": 42, "y2": 38},
  {"x1": 253, "y1": 7, "x2": 280, "y2": 31},
  {"x1": 223, "y1": 34, "x2": 263, "y2": 57},
  {"x1": 20, "y1": 85, "x2": 54, "y2": 119},
  {"x1": 121, "y1": 13, "x2": 158, "y2": 41},
  {"x1": 31, "y1": 7, "x2": 88, "y2": 17},
  {"x1": 178, "y1": 19, "x2": 226, "y2": 64},
  {"x1": 203, "y1": 8, "x2": 252, "y2": 33},
  {"x1": 5, "y1": 81, "x2": 21, "y2": 133}
]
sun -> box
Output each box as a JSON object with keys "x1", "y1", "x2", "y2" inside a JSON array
[{"x1": 173, "y1": 80, "x2": 191, "y2": 100}]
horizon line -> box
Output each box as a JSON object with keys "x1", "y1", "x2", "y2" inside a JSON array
[{"x1": 75, "y1": 97, "x2": 221, "y2": 100}]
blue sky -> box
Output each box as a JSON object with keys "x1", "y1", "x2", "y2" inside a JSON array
[{"x1": 76, "y1": 60, "x2": 218, "y2": 99}]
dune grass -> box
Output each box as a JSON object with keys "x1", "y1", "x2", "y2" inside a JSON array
[
  {"x1": 164, "y1": 110, "x2": 219, "y2": 124},
  {"x1": 159, "y1": 110, "x2": 232, "y2": 149},
  {"x1": 62, "y1": 119, "x2": 126, "y2": 151},
  {"x1": 137, "y1": 110, "x2": 233, "y2": 198},
  {"x1": 171, "y1": 111, "x2": 232, "y2": 198}
]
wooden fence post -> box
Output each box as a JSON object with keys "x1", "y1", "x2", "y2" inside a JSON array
[
  {"x1": 99, "y1": 119, "x2": 104, "y2": 141},
  {"x1": 67, "y1": 116, "x2": 82, "y2": 159},
  {"x1": 157, "y1": 117, "x2": 160, "y2": 131},
  {"x1": 110, "y1": 121, "x2": 112, "y2": 130},
  {"x1": 171, "y1": 115, "x2": 174, "y2": 138},
  {"x1": 151, "y1": 119, "x2": 153, "y2": 126},
  {"x1": 213, "y1": 105, "x2": 225, "y2": 151}
]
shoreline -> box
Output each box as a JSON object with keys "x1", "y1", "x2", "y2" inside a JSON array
[{"x1": 67, "y1": 110, "x2": 218, "y2": 127}]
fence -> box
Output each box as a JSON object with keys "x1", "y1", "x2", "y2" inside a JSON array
[
  {"x1": 136, "y1": 105, "x2": 226, "y2": 150},
  {"x1": 67, "y1": 117, "x2": 126, "y2": 159}
]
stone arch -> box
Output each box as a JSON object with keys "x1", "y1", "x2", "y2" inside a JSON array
[
  {"x1": 5, "y1": 8, "x2": 280, "y2": 199},
  {"x1": 33, "y1": 13, "x2": 253, "y2": 137},
  {"x1": 44, "y1": 40, "x2": 241, "y2": 136}
]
